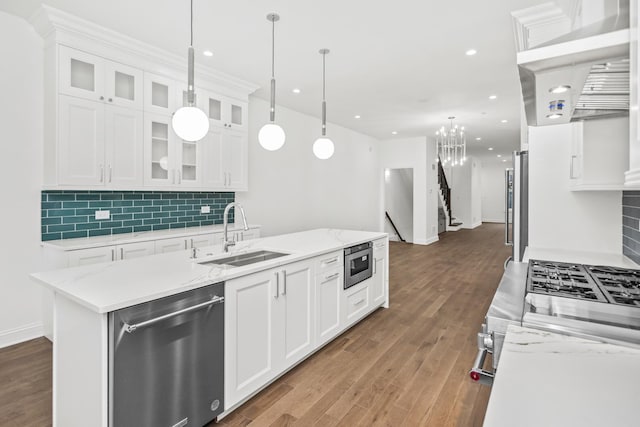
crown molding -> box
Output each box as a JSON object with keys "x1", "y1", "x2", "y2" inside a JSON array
[
  {"x1": 511, "y1": 2, "x2": 573, "y2": 52},
  {"x1": 28, "y1": 5, "x2": 259, "y2": 96}
]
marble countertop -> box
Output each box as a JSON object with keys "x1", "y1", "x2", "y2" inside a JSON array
[
  {"x1": 31, "y1": 228, "x2": 387, "y2": 314},
  {"x1": 484, "y1": 325, "x2": 640, "y2": 427},
  {"x1": 523, "y1": 247, "x2": 639, "y2": 268},
  {"x1": 41, "y1": 223, "x2": 261, "y2": 251}
]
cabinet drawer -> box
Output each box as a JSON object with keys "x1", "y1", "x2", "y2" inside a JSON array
[
  {"x1": 316, "y1": 251, "x2": 343, "y2": 272},
  {"x1": 317, "y1": 266, "x2": 342, "y2": 284},
  {"x1": 345, "y1": 286, "x2": 370, "y2": 322}
]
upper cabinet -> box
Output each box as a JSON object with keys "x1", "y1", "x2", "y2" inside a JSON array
[{"x1": 34, "y1": 7, "x2": 258, "y2": 191}]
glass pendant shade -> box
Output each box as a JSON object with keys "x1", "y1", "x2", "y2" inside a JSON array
[
  {"x1": 313, "y1": 137, "x2": 334, "y2": 160},
  {"x1": 172, "y1": 106, "x2": 209, "y2": 142},
  {"x1": 258, "y1": 123, "x2": 286, "y2": 151}
]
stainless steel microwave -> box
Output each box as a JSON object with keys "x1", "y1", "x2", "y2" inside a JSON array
[{"x1": 344, "y1": 242, "x2": 373, "y2": 289}]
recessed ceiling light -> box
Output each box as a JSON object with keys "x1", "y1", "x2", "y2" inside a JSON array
[
  {"x1": 502, "y1": 159, "x2": 507, "y2": 162},
  {"x1": 489, "y1": 95, "x2": 497, "y2": 100},
  {"x1": 203, "y1": 50, "x2": 213, "y2": 57},
  {"x1": 354, "y1": 115, "x2": 361, "y2": 119},
  {"x1": 488, "y1": 147, "x2": 494, "y2": 151},
  {"x1": 546, "y1": 113, "x2": 562, "y2": 119},
  {"x1": 475, "y1": 137, "x2": 482, "y2": 141},
  {"x1": 497, "y1": 154, "x2": 502, "y2": 158},
  {"x1": 391, "y1": 131, "x2": 398, "y2": 135},
  {"x1": 465, "y1": 49, "x2": 477, "y2": 56},
  {"x1": 549, "y1": 85, "x2": 570, "y2": 94},
  {"x1": 292, "y1": 88, "x2": 301, "y2": 94},
  {"x1": 501, "y1": 119, "x2": 508, "y2": 123}
]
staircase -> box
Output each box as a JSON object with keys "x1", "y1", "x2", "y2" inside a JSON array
[{"x1": 437, "y1": 158, "x2": 463, "y2": 231}]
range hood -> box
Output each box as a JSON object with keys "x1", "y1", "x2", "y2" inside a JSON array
[{"x1": 516, "y1": 0, "x2": 630, "y2": 126}]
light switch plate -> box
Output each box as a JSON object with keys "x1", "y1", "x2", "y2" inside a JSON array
[
  {"x1": 200, "y1": 206, "x2": 211, "y2": 214},
  {"x1": 95, "y1": 210, "x2": 110, "y2": 220}
]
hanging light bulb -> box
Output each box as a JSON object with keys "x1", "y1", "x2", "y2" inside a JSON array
[
  {"x1": 435, "y1": 116, "x2": 467, "y2": 167},
  {"x1": 259, "y1": 13, "x2": 286, "y2": 151},
  {"x1": 172, "y1": 0, "x2": 209, "y2": 142},
  {"x1": 313, "y1": 49, "x2": 335, "y2": 160}
]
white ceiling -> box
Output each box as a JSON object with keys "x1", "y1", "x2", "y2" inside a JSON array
[{"x1": 2, "y1": 0, "x2": 547, "y2": 161}]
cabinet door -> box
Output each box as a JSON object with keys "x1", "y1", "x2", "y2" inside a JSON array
[
  {"x1": 176, "y1": 139, "x2": 201, "y2": 187},
  {"x1": 225, "y1": 269, "x2": 279, "y2": 408},
  {"x1": 117, "y1": 241, "x2": 155, "y2": 260},
  {"x1": 144, "y1": 113, "x2": 176, "y2": 187},
  {"x1": 105, "y1": 106, "x2": 143, "y2": 188},
  {"x1": 68, "y1": 246, "x2": 115, "y2": 266},
  {"x1": 240, "y1": 228, "x2": 260, "y2": 241},
  {"x1": 189, "y1": 234, "x2": 213, "y2": 249},
  {"x1": 104, "y1": 61, "x2": 143, "y2": 110},
  {"x1": 58, "y1": 95, "x2": 106, "y2": 186},
  {"x1": 224, "y1": 97, "x2": 248, "y2": 131},
  {"x1": 155, "y1": 237, "x2": 187, "y2": 253},
  {"x1": 316, "y1": 268, "x2": 342, "y2": 346},
  {"x1": 372, "y1": 245, "x2": 387, "y2": 306},
  {"x1": 224, "y1": 130, "x2": 248, "y2": 191},
  {"x1": 201, "y1": 91, "x2": 225, "y2": 129},
  {"x1": 202, "y1": 128, "x2": 226, "y2": 188},
  {"x1": 144, "y1": 72, "x2": 177, "y2": 115},
  {"x1": 58, "y1": 46, "x2": 105, "y2": 102},
  {"x1": 280, "y1": 261, "x2": 315, "y2": 369}
]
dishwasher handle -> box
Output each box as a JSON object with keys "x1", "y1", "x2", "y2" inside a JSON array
[{"x1": 123, "y1": 295, "x2": 224, "y2": 333}]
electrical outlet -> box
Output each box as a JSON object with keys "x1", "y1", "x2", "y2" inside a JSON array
[
  {"x1": 200, "y1": 205, "x2": 211, "y2": 214},
  {"x1": 95, "y1": 210, "x2": 110, "y2": 220}
]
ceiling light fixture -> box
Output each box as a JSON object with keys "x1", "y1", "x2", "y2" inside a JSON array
[
  {"x1": 501, "y1": 119, "x2": 508, "y2": 123},
  {"x1": 489, "y1": 95, "x2": 497, "y2": 100},
  {"x1": 313, "y1": 49, "x2": 334, "y2": 160},
  {"x1": 292, "y1": 88, "x2": 301, "y2": 94},
  {"x1": 436, "y1": 116, "x2": 466, "y2": 166},
  {"x1": 354, "y1": 115, "x2": 361, "y2": 119},
  {"x1": 391, "y1": 131, "x2": 398, "y2": 135},
  {"x1": 466, "y1": 49, "x2": 477, "y2": 56},
  {"x1": 549, "y1": 85, "x2": 571, "y2": 94},
  {"x1": 488, "y1": 147, "x2": 494, "y2": 151},
  {"x1": 497, "y1": 154, "x2": 502, "y2": 158},
  {"x1": 203, "y1": 50, "x2": 213, "y2": 57},
  {"x1": 258, "y1": 13, "x2": 286, "y2": 151},
  {"x1": 171, "y1": 0, "x2": 209, "y2": 142},
  {"x1": 475, "y1": 137, "x2": 482, "y2": 141}
]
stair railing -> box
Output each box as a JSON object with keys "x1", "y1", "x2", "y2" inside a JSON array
[
  {"x1": 437, "y1": 158, "x2": 454, "y2": 226},
  {"x1": 385, "y1": 211, "x2": 406, "y2": 242}
]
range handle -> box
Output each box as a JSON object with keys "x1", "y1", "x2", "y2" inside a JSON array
[
  {"x1": 123, "y1": 295, "x2": 224, "y2": 333},
  {"x1": 504, "y1": 169, "x2": 513, "y2": 246},
  {"x1": 469, "y1": 348, "x2": 494, "y2": 386}
]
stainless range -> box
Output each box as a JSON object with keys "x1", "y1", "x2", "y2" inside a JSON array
[{"x1": 470, "y1": 259, "x2": 640, "y2": 386}]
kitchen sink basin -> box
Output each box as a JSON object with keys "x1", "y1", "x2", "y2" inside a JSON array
[{"x1": 199, "y1": 250, "x2": 290, "y2": 268}]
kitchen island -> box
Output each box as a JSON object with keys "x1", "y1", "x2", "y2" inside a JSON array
[
  {"x1": 31, "y1": 228, "x2": 389, "y2": 427},
  {"x1": 484, "y1": 325, "x2": 640, "y2": 427}
]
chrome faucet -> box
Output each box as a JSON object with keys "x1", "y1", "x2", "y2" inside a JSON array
[{"x1": 223, "y1": 202, "x2": 249, "y2": 252}]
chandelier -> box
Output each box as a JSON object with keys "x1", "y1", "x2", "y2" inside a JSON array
[{"x1": 436, "y1": 116, "x2": 466, "y2": 166}]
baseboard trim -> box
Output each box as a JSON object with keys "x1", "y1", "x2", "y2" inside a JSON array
[
  {"x1": 482, "y1": 219, "x2": 505, "y2": 223},
  {"x1": 463, "y1": 221, "x2": 482, "y2": 229},
  {"x1": 0, "y1": 322, "x2": 44, "y2": 349},
  {"x1": 414, "y1": 236, "x2": 439, "y2": 246}
]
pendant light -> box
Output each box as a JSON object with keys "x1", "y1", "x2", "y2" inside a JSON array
[
  {"x1": 258, "y1": 13, "x2": 286, "y2": 151},
  {"x1": 313, "y1": 49, "x2": 334, "y2": 160},
  {"x1": 172, "y1": 0, "x2": 209, "y2": 142}
]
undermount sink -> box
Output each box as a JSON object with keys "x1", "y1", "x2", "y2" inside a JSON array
[{"x1": 199, "y1": 250, "x2": 290, "y2": 268}]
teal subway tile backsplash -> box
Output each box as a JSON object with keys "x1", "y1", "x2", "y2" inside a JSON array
[{"x1": 41, "y1": 191, "x2": 235, "y2": 241}]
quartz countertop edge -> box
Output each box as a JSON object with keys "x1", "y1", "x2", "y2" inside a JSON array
[
  {"x1": 523, "y1": 246, "x2": 640, "y2": 268},
  {"x1": 41, "y1": 223, "x2": 262, "y2": 251},
  {"x1": 31, "y1": 228, "x2": 387, "y2": 314},
  {"x1": 483, "y1": 324, "x2": 640, "y2": 427}
]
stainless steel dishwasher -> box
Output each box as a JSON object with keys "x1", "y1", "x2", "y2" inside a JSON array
[{"x1": 109, "y1": 282, "x2": 225, "y2": 427}]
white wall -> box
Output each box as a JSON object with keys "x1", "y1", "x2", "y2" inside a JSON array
[
  {"x1": 236, "y1": 97, "x2": 380, "y2": 237},
  {"x1": 447, "y1": 157, "x2": 482, "y2": 228},
  {"x1": 384, "y1": 168, "x2": 413, "y2": 242},
  {"x1": 377, "y1": 137, "x2": 439, "y2": 245},
  {"x1": 481, "y1": 161, "x2": 507, "y2": 223},
  {"x1": 0, "y1": 11, "x2": 45, "y2": 347},
  {"x1": 529, "y1": 123, "x2": 622, "y2": 253}
]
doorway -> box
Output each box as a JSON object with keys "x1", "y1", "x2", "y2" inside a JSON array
[{"x1": 384, "y1": 168, "x2": 414, "y2": 243}]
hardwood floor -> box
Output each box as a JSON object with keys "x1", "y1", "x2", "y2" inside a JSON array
[{"x1": 0, "y1": 223, "x2": 509, "y2": 427}]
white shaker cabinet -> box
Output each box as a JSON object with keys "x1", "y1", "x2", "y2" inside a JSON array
[
  {"x1": 117, "y1": 241, "x2": 155, "y2": 260},
  {"x1": 202, "y1": 128, "x2": 248, "y2": 191},
  {"x1": 144, "y1": 72, "x2": 178, "y2": 115},
  {"x1": 372, "y1": 239, "x2": 387, "y2": 306},
  {"x1": 315, "y1": 266, "x2": 343, "y2": 346},
  {"x1": 200, "y1": 91, "x2": 248, "y2": 132},
  {"x1": 104, "y1": 105, "x2": 143, "y2": 188},
  {"x1": 155, "y1": 237, "x2": 188, "y2": 254},
  {"x1": 68, "y1": 246, "x2": 114, "y2": 266}
]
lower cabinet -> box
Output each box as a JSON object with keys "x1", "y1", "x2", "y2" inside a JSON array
[
  {"x1": 225, "y1": 259, "x2": 314, "y2": 408},
  {"x1": 118, "y1": 241, "x2": 155, "y2": 260},
  {"x1": 372, "y1": 240, "x2": 387, "y2": 306},
  {"x1": 315, "y1": 267, "x2": 343, "y2": 346}
]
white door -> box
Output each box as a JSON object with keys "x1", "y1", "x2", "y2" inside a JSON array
[
  {"x1": 58, "y1": 46, "x2": 105, "y2": 102},
  {"x1": 316, "y1": 268, "x2": 342, "y2": 346},
  {"x1": 176, "y1": 139, "x2": 201, "y2": 188},
  {"x1": 104, "y1": 61, "x2": 143, "y2": 110},
  {"x1": 144, "y1": 113, "x2": 176, "y2": 187},
  {"x1": 155, "y1": 237, "x2": 187, "y2": 253},
  {"x1": 68, "y1": 246, "x2": 115, "y2": 266},
  {"x1": 202, "y1": 128, "x2": 226, "y2": 188},
  {"x1": 105, "y1": 106, "x2": 143, "y2": 188},
  {"x1": 372, "y1": 245, "x2": 387, "y2": 306},
  {"x1": 58, "y1": 95, "x2": 106, "y2": 186},
  {"x1": 224, "y1": 130, "x2": 247, "y2": 190},
  {"x1": 280, "y1": 261, "x2": 314, "y2": 369},
  {"x1": 117, "y1": 241, "x2": 155, "y2": 260},
  {"x1": 225, "y1": 269, "x2": 279, "y2": 407}
]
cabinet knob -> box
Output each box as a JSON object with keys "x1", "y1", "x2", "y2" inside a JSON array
[
  {"x1": 99, "y1": 96, "x2": 104, "y2": 101},
  {"x1": 108, "y1": 98, "x2": 113, "y2": 102}
]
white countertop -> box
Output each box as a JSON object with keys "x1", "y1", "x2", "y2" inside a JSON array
[
  {"x1": 484, "y1": 325, "x2": 640, "y2": 427},
  {"x1": 31, "y1": 228, "x2": 386, "y2": 314},
  {"x1": 41, "y1": 223, "x2": 261, "y2": 251},
  {"x1": 524, "y1": 247, "x2": 639, "y2": 268}
]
